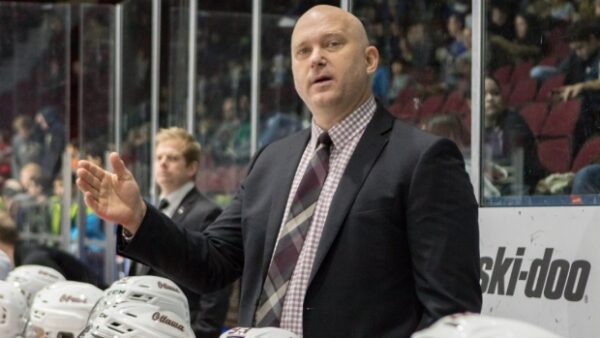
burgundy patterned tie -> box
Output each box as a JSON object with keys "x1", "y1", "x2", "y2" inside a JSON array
[{"x1": 255, "y1": 132, "x2": 333, "y2": 327}]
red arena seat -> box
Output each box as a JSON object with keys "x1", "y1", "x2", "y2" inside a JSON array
[
  {"x1": 519, "y1": 102, "x2": 548, "y2": 136},
  {"x1": 507, "y1": 78, "x2": 537, "y2": 109},
  {"x1": 539, "y1": 99, "x2": 581, "y2": 137},
  {"x1": 571, "y1": 136, "x2": 600, "y2": 172},
  {"x1": 537, "y1": 137, "x2": 572, "y2": 173},
  {"x1": 536, "y1": 73, "x2": 565, "y2": 102}
]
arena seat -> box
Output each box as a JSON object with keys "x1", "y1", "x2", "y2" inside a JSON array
[
  {"x1": 539, "y1": 99, "x2": 580, "y2": 137},
  {"x1": 537, "y1": 55, "x2": 559, "y2": 67},
  {"x1": 389, "y1": 100, "x2": 418, "y2": 122},
  {"x1": 507, "y1": 78, "x2": 537, "y2": 108},
  {"x1": 571, "y1": 136, "x2": 600, "y2": 172},
  {"x1": 417, "y1": 95, "x2": 445, "y2": 121},
  {"x1": 536, "y1": 73, "x2": 565, "y2": 102},
  {"x1": 392, "y1": 86, "x2": 417, "y2": 107},
  {"x1": 493, "y1": 64, "x2": 512, "y2": 84},
  {"x1": 519, "y1": 102, "x2": 548, "y2": 136},
  {"x1": 537, "y1": 137, "x2": 572, "y2": 173},
  {"x1": 510, "y1": 61, "x2": 533, "y2": 83},
  {"x1": 440, "y1": 89, "x2": 465, "y2": 114}
]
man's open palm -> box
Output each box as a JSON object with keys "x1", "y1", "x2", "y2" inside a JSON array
[{"x1": 76, "y1": 152, "x2": 146, "y2": 233}]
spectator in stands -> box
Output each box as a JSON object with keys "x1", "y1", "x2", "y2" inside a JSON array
[
  {"x1": 572, "y1": 160, "x2": 600, "y2": 194},
  {"x1": 48, "y1": 176, "x2": 77, "y2": 236},
  {"x1": 556, "y1": 19, "x2": 600, "y2": 152},
  {"x1": 528, "y1": 0, "x2": 578, "y2": 24},
  {"x1": 19, "y1": 163, "x2": 45, "y2": 199},
  {"x1": 558, "y1": 20, "x2": 600, "y2": 92},
  {"x1": 208, "y1": 97, "x2": 250, "y2": 165},
  {"x1": 0, "y1": 211, "x2": 105, "y2": 288},
  {"x1": 399, "y1": 21, "x2": 435, "y2": 69},
  {"x1": 490, "y1": 12, "x2": 545, "y2": 65},
  {"x1": 422, "y1": 114, "x2": 501, "y2": 198},
  {"x1": 421, "y1": 113, "x2": 470, "y2": 157},
  {"x1": 488, "y1": 2, "x2": 515, "y2": 42},
  {"x1": 446, "y1": 13, "x2": 467, "y2": 59},
  {"x1": 259, "y1": 113, "x2": 304, "y2": 148},
  {"x1": 484, "y1": 76, "x2": 546, "y2": 195},
  {"x1": 440, "y1": 13, "x2": 468, "y2": 90},
  {"x1": 577, "y1": 0, "x2": 600, "y2": 20},
  {"x1": 34, "y1": 106, "x2": 66, "y2": 183},
  {"x1": 454, "y1": 26, "x2": 472, "y2": 86},
  {"x1": 1, "y1": 179, "x2": 23, "y2": 219},
  {"x1": 15, "y1": 163, "x2": 50, "y2": 235},
  {"x1": 387, "y1": 58, "x2": 412, "y2": 103},
  {"x1": 372, "y1": 57, "x2": 391, "y2": 104},
  {"x1": 10, "y1": 115, "x2": 41, "y2": 181}
]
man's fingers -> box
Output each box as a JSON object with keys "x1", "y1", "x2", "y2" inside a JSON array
[
  {"x1": 76, "y1": 168, "x2": 102, "y2": 193},
  {"x1": 83, "y1": 191, "x2": 100, "y2": 211},
  {"x1": 76, "y1": 175, "x2": 100, "y2": 196},
  {"x1": 109, "y1": 152, "x2": 130, "y2": 179},
  {"x1": 78, "y1": 158, "x2": 109, "y2": 182}
]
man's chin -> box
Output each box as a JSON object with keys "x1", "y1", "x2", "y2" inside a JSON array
[{"x1": 307, "y1": 93, "x2": 340, "y2": 109}]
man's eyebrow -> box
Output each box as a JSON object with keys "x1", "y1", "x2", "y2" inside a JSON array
[
  {"x1": 322, "y1": 32, "x2": 345, "y2": 40},
  {"x1": 292, "y1": 32, "x2": 346, "y2": 49}
]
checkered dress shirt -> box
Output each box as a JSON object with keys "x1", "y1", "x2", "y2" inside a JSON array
[{"x1": 277, "y1": 96, "x2": 376, "y2": 336}]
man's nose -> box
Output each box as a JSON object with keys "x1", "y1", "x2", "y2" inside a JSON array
[{"x1": 309, "y1": 48, "x2": 326, "y2": 67}]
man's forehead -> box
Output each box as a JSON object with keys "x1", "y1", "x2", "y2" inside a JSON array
[
  {"x1": 157, "y1": 139, "x2": 185, "y2": 151},
  {"x1": 292, "y1": 27, "x2": 346, "y2": 44},
  {"x1": 292, "y1": 16, "x2": 351, "y2": 44}
]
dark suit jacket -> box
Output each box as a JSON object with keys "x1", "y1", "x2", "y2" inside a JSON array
[
  {"x1": 120, "y1": 104, "x2": 481, "y2": 337},
  {"x1": 129, "y1": 188, "x2": 230, "y2": 338}
]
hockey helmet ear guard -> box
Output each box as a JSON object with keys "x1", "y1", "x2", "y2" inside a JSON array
[
  {"x1": 24, "y1": 281, "x2": 103, "y2": 338},
  {"x1": 6, "y1": 265, "x2": 66, "y2": 306},
  {"x1": 79, "y1": 302, "x2": 194, "y2": 338},
  {"x1": 0, "y1": 280, "x2": 28, "y2": 338},
  {"x1": 87, "y1": 275, "x2": 190, "y2": 326}
]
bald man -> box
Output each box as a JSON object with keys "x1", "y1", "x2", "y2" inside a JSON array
[{"x1": 77, "y1": 5, "x2": 481, "y2": 337}]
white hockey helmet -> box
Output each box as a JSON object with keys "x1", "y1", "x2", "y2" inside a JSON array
[
  {"x1": 6, "y1": 265, "x2": 66, "y2": 305},
  {"x1": 0, "y1": 280, "x2": 28, "y2": 337},
  {"x1": 412, "y1": 313, "x2": 563, "y2": 338},
  {"x1": 0, "y1": 249, "x2": 12, "y2": 280},
  {"x1": 24, "y1": 280, "x2": 103, "y2": 338},
  {"x1": 88, "y1": 275, "x2": 190, "y2": 325},
  {"x1": 220, "y1": 327, "x2": 299, "y2": 338},
  {"x1": 78, "y1": 302, "x2": 194, "y2": 338}
]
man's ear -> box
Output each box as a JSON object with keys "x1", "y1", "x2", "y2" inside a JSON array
[
  {"x1": 187, "y1": 160, "x2": 199, "y2": 179},
  {"x1": 365, "y1": 46, "x2": 379, "y2": 75}
]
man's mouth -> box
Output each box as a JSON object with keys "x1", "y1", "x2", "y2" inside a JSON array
[{"x1": 312, "y1": 75, "x2": 332, "y2": 86}]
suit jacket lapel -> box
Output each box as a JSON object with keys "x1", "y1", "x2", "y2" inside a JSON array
[
  {"x1": 171, "y1": 189, "x2": 197, "y2": 224},
  {"x1": 309, "y1": 106, "x2": 394, "y2": 283},
  {"x1": 260, "y1": 130, "x2": 311, "y2": 273}
]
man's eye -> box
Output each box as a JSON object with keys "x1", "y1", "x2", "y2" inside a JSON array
[
  {"x1": 297, "y1": 48, "x2": 310, "y2": 57},
  {"x1": 327, "y1": 41, "x2": 341, "y2": 48}
]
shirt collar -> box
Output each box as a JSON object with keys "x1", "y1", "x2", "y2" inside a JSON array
[
  {"x1": 160, "y1": 181, "x2": 195, "y2": 212},
  {"x1": 309, "y1": 96, "x2": 376, "y2": 150}
]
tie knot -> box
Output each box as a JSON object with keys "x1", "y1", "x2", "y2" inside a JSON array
[
  {"x1": 158, "y1": 198, "x2": 169, "y2": 210},
  {"x1": 317, "y1": 132, "x2": 332, "y2": 149}
]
